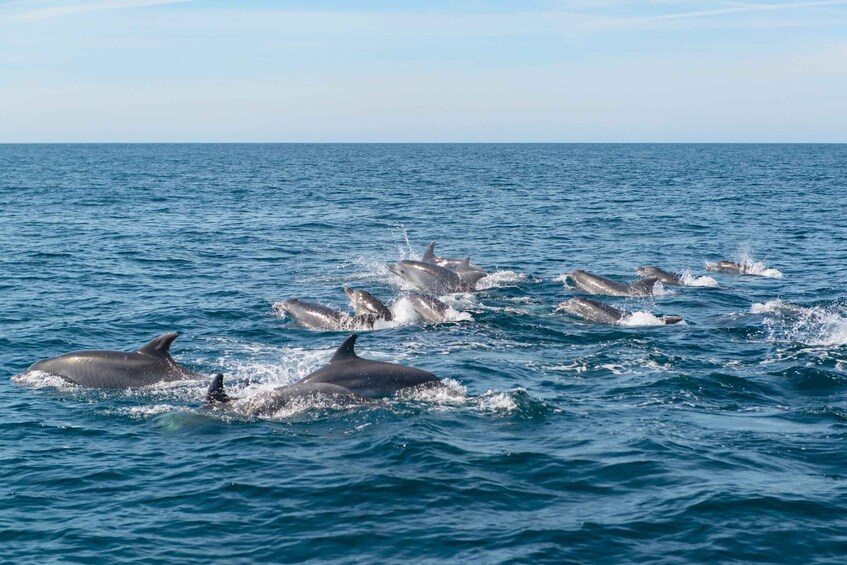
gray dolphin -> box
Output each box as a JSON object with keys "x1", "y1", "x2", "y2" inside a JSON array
[
  {"x1": 422, "y1": 241, "x2": 488, "y2": 280},
  {"x1": 407, "y1": 292, "x2": 450, "y2": 323},
  {"x1": 635, "y1": 266, "x2": 684, "y2": 286},
  {"x1": 297, "y1": 334, "x2": 440, "y2": 398},
  {"x1": 558, "y1": 298, "x2": 683, "y2": 325},
  {"x1": 276, "y1": 298, "x2": 376, "y2": 330},
  {"x1": 566, "y1": 270, "x2": 658, "y2": 297},
  {"x1": 706, "y1": 260, "x2": 745, "y2": 274},
  {"x1": 344, "y1": 288, "x2": 393, "y2": 322},
  {"x1": 387, "y1": 260, "x2": 480, "y2": 294},
  {"x1": 276, "y1": 299, "x2": 347, "y2": 330},
  {"x1": 206, "y1": 375, "x2": 365, "y2": 417},
  {"x1": 24, "y1": 332, "x2": 203, "y2": 388}
]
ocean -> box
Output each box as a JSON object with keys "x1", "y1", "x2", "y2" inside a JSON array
[{"x1": 2, "y1": 143, "x2": 846, "y2": 563}]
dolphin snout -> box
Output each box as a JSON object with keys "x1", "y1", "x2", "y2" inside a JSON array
[
  {"x1": 386, "y1": 263, "x2": 401, "y2": 276},
  {"x1": 343, "y1": 287, "x2": 354, "y2": 298}
]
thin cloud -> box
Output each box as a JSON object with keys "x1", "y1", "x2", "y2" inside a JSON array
[
  {"x1": 0, "y1": 0, "x2": 194, "y2": 24},
  {"x1": 591, "y1": 0, "x2": 847, "y2": 26}
]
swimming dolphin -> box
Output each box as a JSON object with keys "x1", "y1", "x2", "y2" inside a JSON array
[
  {"x1": 422, "y1": 241, "x2": 488, "y2": 280},
  {"x1": 387, "y1": 260, "x2": 481, "y2": 294},
  {"x1": 275, "y1": 299, "x2": 375, "y2": 330},
  {"x1": 407, "y1": 292, "x2": 450, "y2": 323},
  {"x1": 706, "y1": 260, "x2": 746, "y2": 274},
  {"x1": 344, "y1": 288, "x2": 393, "y2": 322},
  {"x1": 24, "y1": 332, "x2": 203, "y2": 388},
  {"x1": 635, "y1": 266, "x2": 684, "y2": 286},
  {"x1": 206, "y1": 374, "x2": 365, "y2": 417},
  {"x1": 566, "y1": 270, "x2": 658, "y2": 297},
  {"x1": 297, "y1": 334, "x2": 440, "y2": 398},
  {"x1": 558, "y1": 298, "x2": 683, "y2": 325}
]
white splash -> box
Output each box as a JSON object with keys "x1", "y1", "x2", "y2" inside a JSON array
[
  {"x1": 751, "y1": 300, "x2": 847, "y2": 346},
  {"x1": 619, "y1": 311, "x2": 667, "y2": 326},
  {"x1": 476, "y1": 270, "x2": 527, "y2": 290},
  {"x1": 680, "y1": 270, "x2": 719, "y2": 287},
  {"x1": 11, "y1": 370, "x2": 79, "y2": 390}
]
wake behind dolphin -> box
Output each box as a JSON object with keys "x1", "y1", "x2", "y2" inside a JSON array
[{"x1": 23, "y1": 332, "x2": 203, "y2": 388}]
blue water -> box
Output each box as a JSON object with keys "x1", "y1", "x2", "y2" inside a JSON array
[{"x1": 2, "y1": 144, "x2": 847, "y2": 563}]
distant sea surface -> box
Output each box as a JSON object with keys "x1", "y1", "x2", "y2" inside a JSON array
[{"x1": 2, "y1": 144, "x2": 847, "y2": 563}]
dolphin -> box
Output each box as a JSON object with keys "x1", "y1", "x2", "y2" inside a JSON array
[
  {"x1": 635, "y1": 266, "x2": 684, "y2": 286},
  {"x1": 706, "y1": 260, "x2": 745, "y2": 274},
  {"x1": 275, "y1": 299, "x2": 376, "y2": 330},
  {"x1": 566, "y1": 270, "x2": 658, "y2": 297},
  {"x1": 206, "y1": 374, "x2": 365, "y2": 417},
  {"x1": 407, "y1": 292, "x2": 450, "y2": 323},
  {"x1": 558, "y1": 298, "x2": 683, "y2": 325},
  {"x1": 344, "y1": 288, "x2": 393, "y2": 322},
  {"x1": 387, "y1": 260, "x2": 481, "y2": 294},
  {"x1": 297, "y1": 334, "x2": 440, "y2": 398},
  {"x1": 24, "y1": 332, "x2": 203, "y2": 388},
  {"x1": 422, "y1": 241, "x2": 488, "y2": 280}
]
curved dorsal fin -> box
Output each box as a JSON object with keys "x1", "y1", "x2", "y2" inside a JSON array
[
  {"x1": 206, "y1": 374, "x2": 230, "y2": 403},
  {"x1": 137, "y1": 332, "x2": 179, "y2": 356},
  {"x1": 462, "y1": 257, "x2": 470, "y2": 267},
  {"x1": 330, "y1": 334, "x2": 359, "y2": 363},
  {"x1": 422, "y1": 241, "x2": 437, "y2": 262},
  {"x1": 630, "y1": 277, "x2": 658, "y2": 294}
]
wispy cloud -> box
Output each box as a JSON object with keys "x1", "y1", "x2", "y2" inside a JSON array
[
  {"x1": 592, "y1": 0, "x2": 847, "y2": 26},
  {"x1": 0, "y1": 0, "x2": 193, "y2": 24}
]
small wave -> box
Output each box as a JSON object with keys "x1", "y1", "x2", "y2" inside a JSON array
[{"x1": 680, "y1": 270, "x2": 719, "y2": 287}]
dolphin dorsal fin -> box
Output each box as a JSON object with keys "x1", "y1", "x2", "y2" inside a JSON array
[
  {"x1": 330, "y1": 334, "x2": 359, "y2": 363},
  {"x1": 462, "y1": 257, "x2": 470, "y2": 267},
  {"x1": 631, "y1": 277, "x2": 658, "y2": 294},
  {"x1": 137, "y1": 332, "x2": 179, "y2": 356},
  {"x1": 423, "y1": 241, "x2": 437, "y2": 262},
  {"x1": 206, "y1": 374, "x2": 230, "y2": 403}
]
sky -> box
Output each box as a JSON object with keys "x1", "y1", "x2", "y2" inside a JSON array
[{"x1": 1, "y1": 0, "x2": 846, "y2": 142}]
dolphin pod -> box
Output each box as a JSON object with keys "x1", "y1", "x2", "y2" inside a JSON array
[
  {"x1": 24, "y1": 332, "x2": 203, "y2": 388},
  {"x1": 17, "y1": 237, "x2": 775, "y2": 423},
  {"x1": 206, "y1": 334, "x2": 440, "y2": 416}
]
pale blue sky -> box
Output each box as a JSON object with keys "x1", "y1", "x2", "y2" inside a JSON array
[{"x1": 1, "y1": 0, "x2": 846, "y2": 142}]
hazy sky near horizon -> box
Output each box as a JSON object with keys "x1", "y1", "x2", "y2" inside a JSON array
[{"x1": 2, "y1": 0, "x2": 846, "y2": 142}]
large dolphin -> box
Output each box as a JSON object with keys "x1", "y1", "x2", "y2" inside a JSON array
[
  {"x1": 344, "y1": 288, "x2": 393, "y2": 322},
  {"x1": 206, "y1": 375, "x2": 365, "y2": 417},
  {"x1": 24, "y1": 332, "x2": 203, "y2": 388},
  {"x1": 635, "y1": 266, "x2": 684, "y2": 286},
  {"x1": 422, "y1": 241, "x2": 488, "y2": 283},
  {"x1": 297, "y1": 334, "x2": 440, "y2": 398},
  {"x1": 566, "y1": 270, "x2": 658, "y2": 297},
  {"x1": 387, "y1": 260, "x2": 481, "y2": 294},
  {"x1": 407, "y1": 292, "x2": 450, "y2": 323},
  {"x1": 558, "y1": 298, "x2": 683, "y2": 325}
]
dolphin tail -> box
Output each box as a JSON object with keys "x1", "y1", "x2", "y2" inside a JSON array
[
  {"x1": 207, "y1": 374, "x2": 231, "y2": 403},
  {"x1": 422, "y1": 241, "x2": 437, "y2": 262}
]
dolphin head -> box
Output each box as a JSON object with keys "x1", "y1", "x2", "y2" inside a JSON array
[{"x1": 635, "y1": 266, "x2": 655, "y2": 277}]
